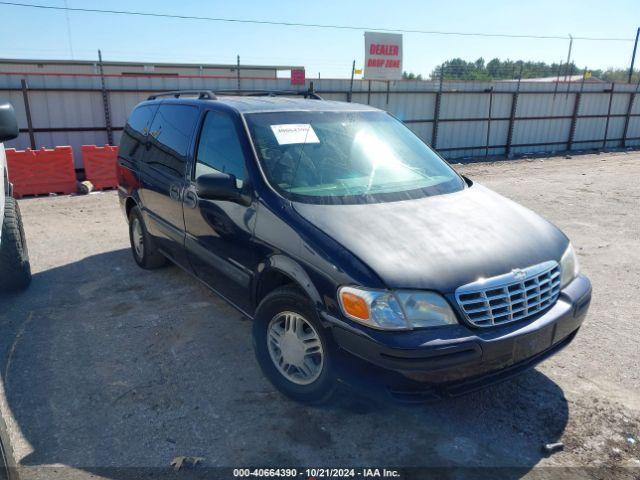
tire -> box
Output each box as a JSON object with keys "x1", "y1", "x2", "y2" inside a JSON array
[
  {"x1": 253, "y1": 286, "x2": 338, "y2": 404},
  {"x1": 0, "y1": 197, "x2": 31, "y2": 291},
  {"x1": 128, "y1": 206, "x2": 167, "y2": 269}
]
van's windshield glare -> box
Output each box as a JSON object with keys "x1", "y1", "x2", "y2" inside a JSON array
[{"x1": 245, "y1": 110, "x2": 465, "y2": 204}]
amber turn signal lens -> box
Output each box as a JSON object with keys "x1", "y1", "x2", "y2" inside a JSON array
[{"x1": 340, "y1": 291, "x2": 370, "y2": 320}]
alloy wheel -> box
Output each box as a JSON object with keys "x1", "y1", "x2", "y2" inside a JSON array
[
  {"x1": 132, "y1": 218, "x2": 144, "y2": 260},
  {"x1": 267, "y1": 311, "x2": 324, "y2": 385}
]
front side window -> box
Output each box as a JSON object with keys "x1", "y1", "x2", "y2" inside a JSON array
[
  {"x1": 245, "y1": 110, "x2": 465, "y2": 204},
  {"x1": 194, "y1": 110, "x2": 246, "y2": 183}
]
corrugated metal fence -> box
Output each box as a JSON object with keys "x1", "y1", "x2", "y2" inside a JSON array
[{"x1": 1, "y1": 72, "x2": 639, "y2": 167}]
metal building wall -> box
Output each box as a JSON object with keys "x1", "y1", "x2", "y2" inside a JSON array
[
  {"x1": 0, "y1": 60, "x2": 288, "y2": 77},
  {"x1": 0, "y1": 72, "x2": 638, "y2": 168}
]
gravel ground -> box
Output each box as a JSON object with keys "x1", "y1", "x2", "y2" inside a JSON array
[{"x1": 0, "y1": 151, "x2": 638, "y2": 479}]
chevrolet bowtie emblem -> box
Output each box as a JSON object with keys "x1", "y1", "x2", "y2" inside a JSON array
[{"x1": 512, "y1": 268, "x2": 526, "y2": 281}]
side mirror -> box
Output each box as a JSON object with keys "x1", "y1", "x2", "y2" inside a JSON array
[
  {"x1": 0, "y1": 102, "x2": 19, "y2": 142},
  {"x1": 196, "y1": 172, "x2": 243, "y2": 202}
]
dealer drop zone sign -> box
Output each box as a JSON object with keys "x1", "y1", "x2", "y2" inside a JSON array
[{"x1": 364, "y1": 32, "x2": 403, "y2": 80}]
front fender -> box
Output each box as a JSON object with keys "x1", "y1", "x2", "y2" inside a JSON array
[{"x1": 255, "y1": 254, "x2": 323, "y2": 310}]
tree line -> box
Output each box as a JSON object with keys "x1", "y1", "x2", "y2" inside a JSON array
[{"x1": 402, "y1": 58, "x2": 638, "y2": 82}]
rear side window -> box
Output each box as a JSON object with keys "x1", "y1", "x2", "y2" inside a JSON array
[
  {"x1": 194, "y1": 110, "x2": 246, "y2": 182},
  {"x1": 146, "y1": 104, "x2": 199, "y2": 176},
  {"x1": 120, "y1": 105, "x2": 156, "y2": 157},
  {"x1": 128, "y1": 105, "x2": 155, "y2": 135}
]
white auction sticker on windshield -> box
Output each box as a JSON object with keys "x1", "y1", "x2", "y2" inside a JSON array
[{"x1": 270, "y1": 124, "x2": 320, "y2": 145}]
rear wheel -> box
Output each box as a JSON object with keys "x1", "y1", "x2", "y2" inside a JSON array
[
  {"x1": 0, "y1": 197, "x2": 31, "y2": 291},
  {"x1": 128, "y1": 206, "x2": 167, "y2": 269},
  {"x1": 253, "y1": 286, "x2": 337, "y2": 404}
]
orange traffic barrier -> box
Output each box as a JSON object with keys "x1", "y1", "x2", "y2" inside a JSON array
[
  {"x1": 81, "y1": 145, "x2": 119, "y2": 190},
  {"x1": 6, "y1": 146, "x2": 77, "y2": 198}
]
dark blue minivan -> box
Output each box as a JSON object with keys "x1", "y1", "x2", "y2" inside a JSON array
[{"x1": 117, "y1": 90, "x2": 592, "y2": 403}]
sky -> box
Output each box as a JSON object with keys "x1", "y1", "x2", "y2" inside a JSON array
[{"x1": 0, "y1": 0, "x2": 638, "y2": 78}]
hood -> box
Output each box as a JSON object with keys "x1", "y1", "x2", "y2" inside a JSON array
[{"x1": 292, "y1": 183, "x2": 568, "y2": 293}]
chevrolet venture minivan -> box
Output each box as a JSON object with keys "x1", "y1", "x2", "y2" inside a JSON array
[{"x1": 117, "y1": 90, "x2": 592, "y2": 403}]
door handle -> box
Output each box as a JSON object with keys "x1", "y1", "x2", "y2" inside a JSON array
[
  {"x1": 184, "y1": 189, "x2": 198, "y2": 209},
  {"x1": 169, "y1": 184, "x2": 182, "y2": 201}
]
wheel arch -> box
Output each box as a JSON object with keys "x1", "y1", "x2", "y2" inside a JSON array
[
  {"x1": 124, "y1": 196, "x2": 138, "y2": 220},
  {"x1": 254, "y1": 255, "x2": 323, "y2": 310}
]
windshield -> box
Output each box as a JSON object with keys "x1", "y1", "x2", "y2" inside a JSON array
[{"x1": 245, "y1": 110, "x2": 465, "y2": 204}]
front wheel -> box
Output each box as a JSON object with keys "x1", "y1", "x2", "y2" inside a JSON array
[{"x1": 253, "y1": 286, "x2": 338, "y2": 404}]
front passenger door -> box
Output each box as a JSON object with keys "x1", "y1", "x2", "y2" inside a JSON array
[{"x1": 183, "y1": 110, "x2": 259, "y2": 313}]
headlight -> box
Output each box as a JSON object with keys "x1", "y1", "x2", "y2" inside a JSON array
[
  {"x1": 338, "y1": 286, "x2": 458, "y2": 330},
  {"x1": 560, "y1": 243, "x2": 580, "y2": 288}
]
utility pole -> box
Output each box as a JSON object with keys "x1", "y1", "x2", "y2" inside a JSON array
[
  {"x1": 236, "y1": 55, "x2": 241, "y2": 91},
  {"x1": 628, "y1": 27, "x2": 640, "y2": 83},
  {"x1": 20, "y1": 79, "x2": 35, "y2": 149},
  {"x1": 506, "y1": 63, "x2": 523, "y2": 158},
  {"x1": 484, "y1": 86, "x2": 494, "y2": 159},
  {"x1": 98, "y1": 49, "x2": 113, "y2": 145},
  {"x1": 553, "y1": 59, "x2": 562, "y2": 99},
  {"x1": 431, "y1": 64, "x2": 444, "y2": 149},
  {"x1": 348, "y1": 60, "x2": 355, "y2": 102},
  {"x1": 564, "y1": 34, "x2": 573, "y2": 82}
]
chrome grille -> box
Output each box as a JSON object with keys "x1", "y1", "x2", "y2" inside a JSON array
[{"x1": 455, "y1": 261, "x2": 561, "y2": 328}]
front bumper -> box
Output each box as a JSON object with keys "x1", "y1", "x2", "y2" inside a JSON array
[{"x1": 326, "y1": 274, "x2": 591, "y2": 401}]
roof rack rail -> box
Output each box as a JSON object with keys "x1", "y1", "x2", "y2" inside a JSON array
[
  {"x1": 146, "y1": 83, "x2": 322, "y2": 101},
  {"x1": 147, "y1": 90, "x2": 217, "y2": 100},
  {"x1": 213, "y1": 87, "x2": 323, "y2": 100},
  {"x1": 255, "y1": 89, "x2": 323, "y2": 100}
]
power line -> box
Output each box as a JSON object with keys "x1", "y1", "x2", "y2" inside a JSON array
[
  {"x1": 0, "y1": 1, "x2": 635, "y2": 42},
  {"x1": 62, "y1": 0, "x2": 73, "y2": 59}
]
